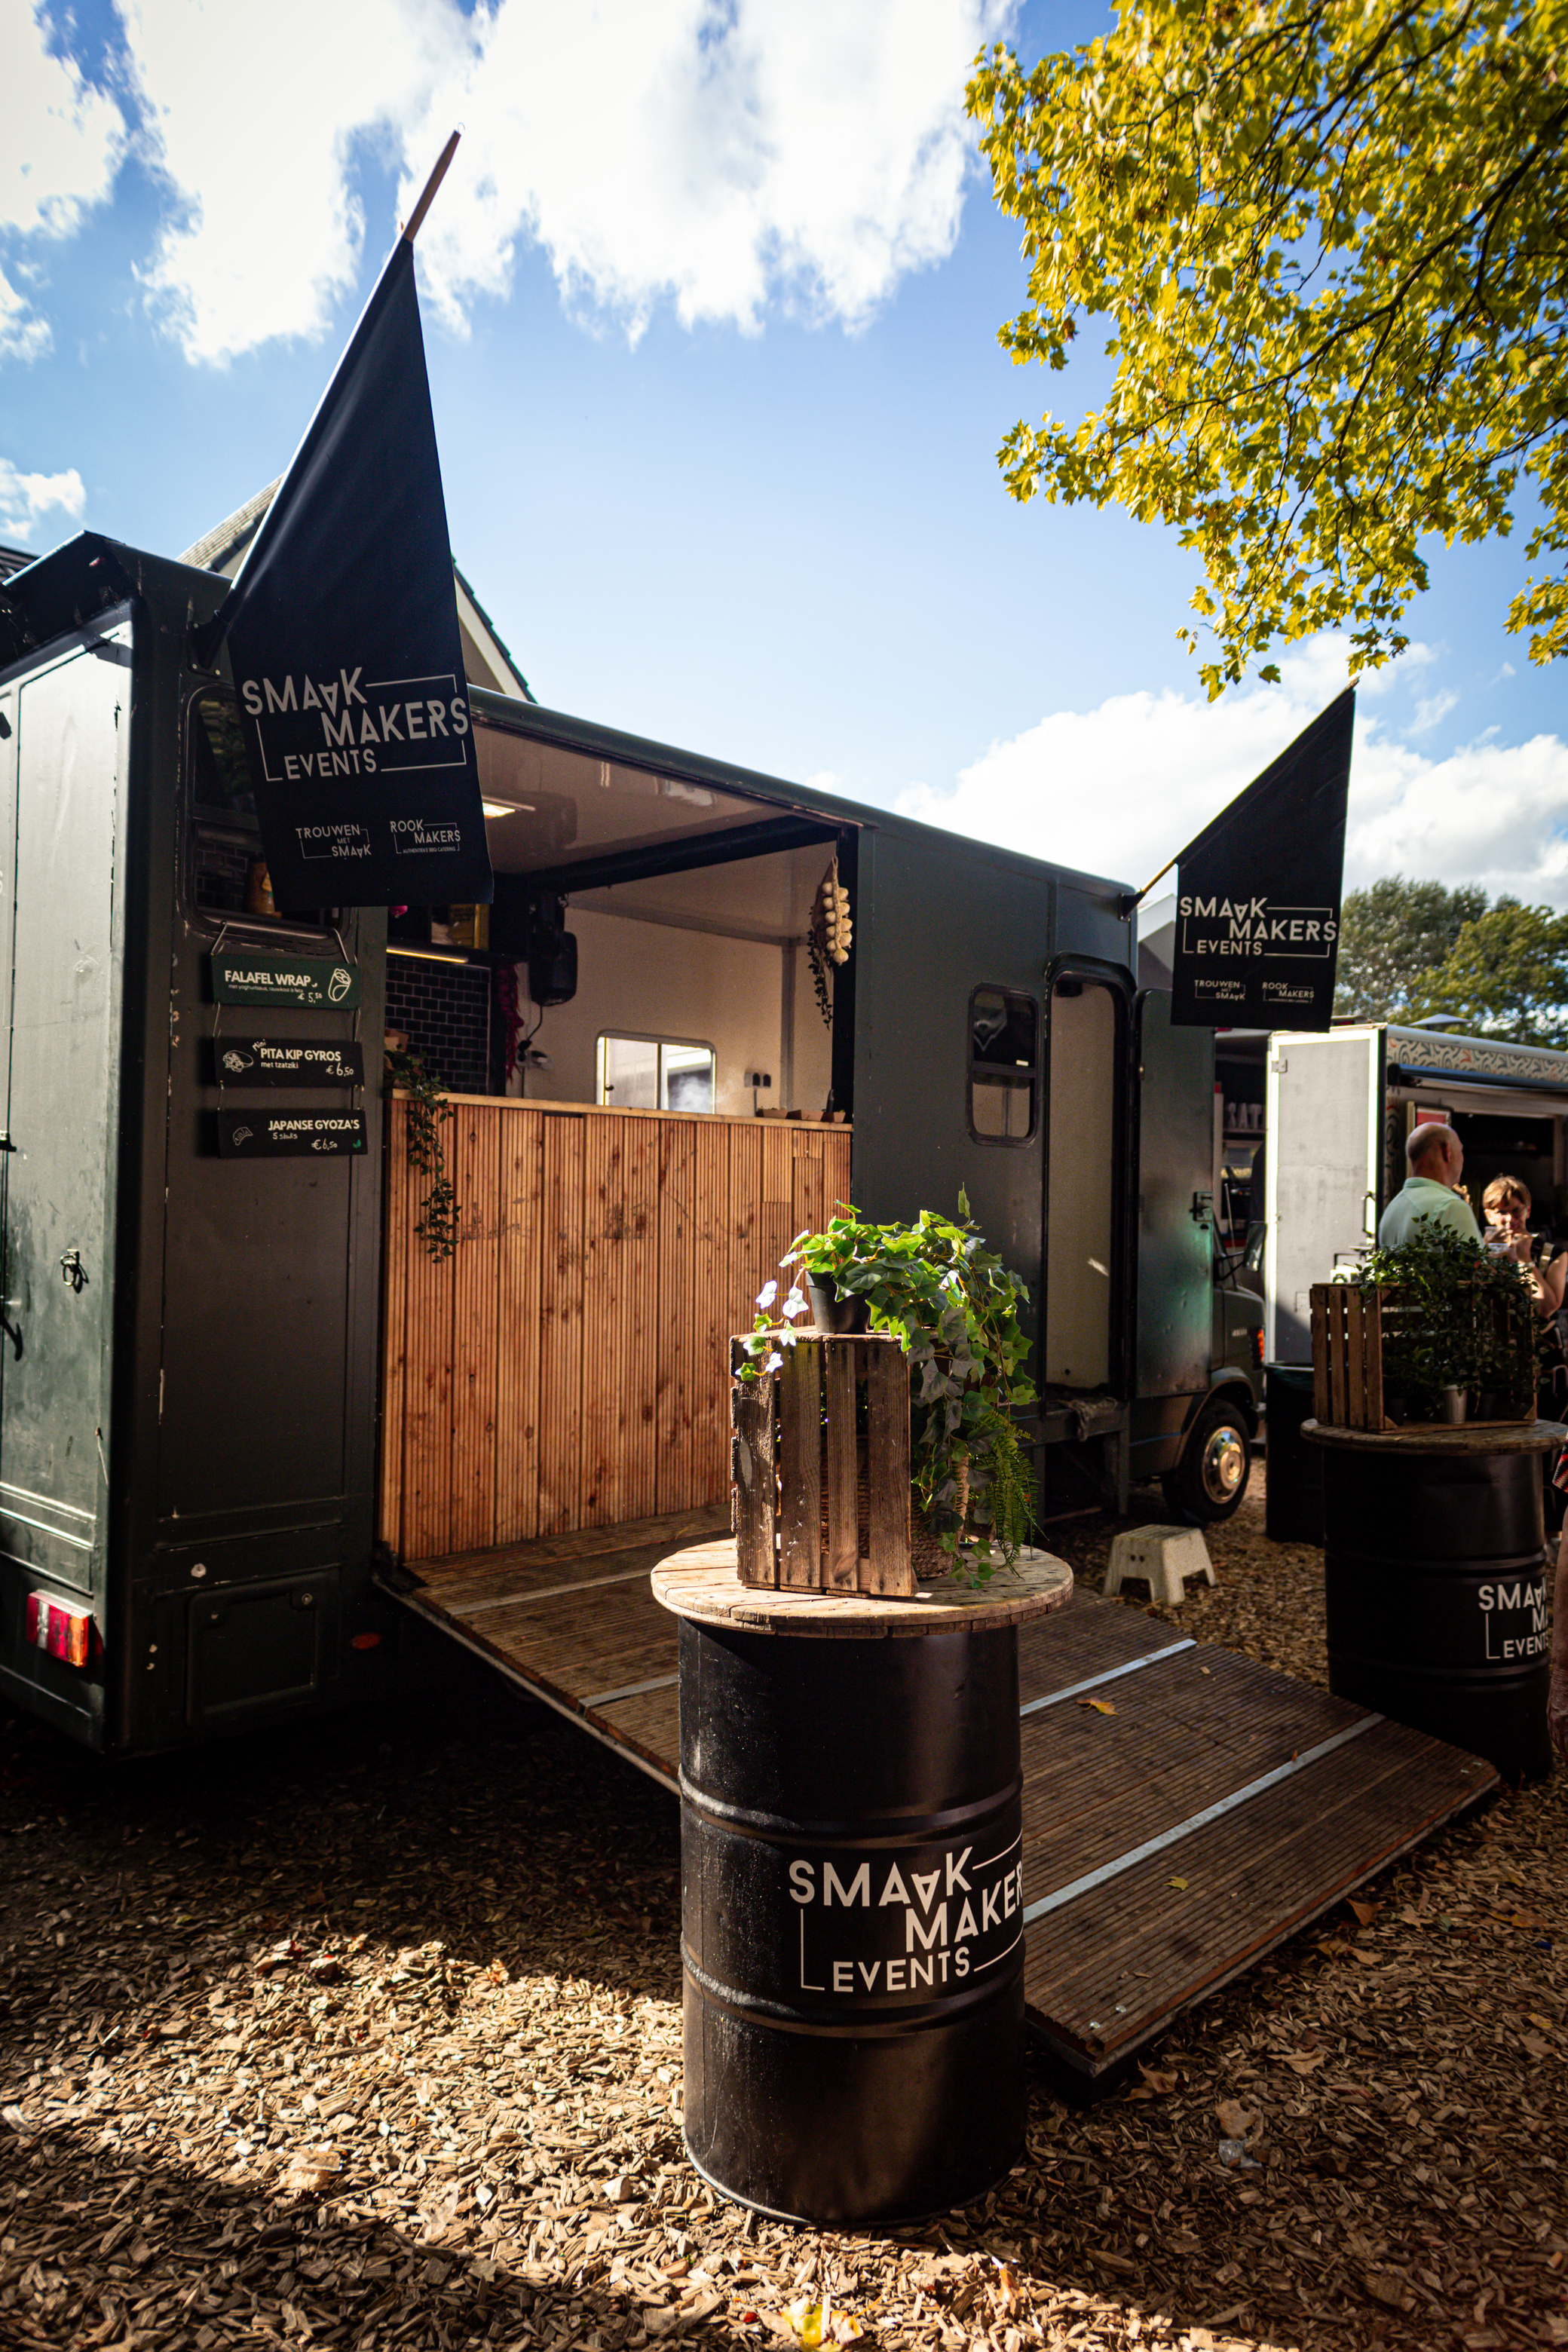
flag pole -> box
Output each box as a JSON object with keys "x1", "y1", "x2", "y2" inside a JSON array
[
  {"x1": 402, "y1": 131, "x2": 461, "y2": 244},
  {"x1": 1118, "y1": 853, "x2": 1178, "y2": 918}
]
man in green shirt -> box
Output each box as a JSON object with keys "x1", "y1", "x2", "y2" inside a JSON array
[{"x1": 1377, "y1": 1121, "x2": 1482, "y2": 1248}]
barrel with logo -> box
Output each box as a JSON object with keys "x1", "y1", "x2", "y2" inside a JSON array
[
  {"x1": 651, "y1": 1542, "x2": 1073, "y2": 2228},
  {"x1": 1304, "y1": 1419, "x2": 1559, "y2": 1782}
]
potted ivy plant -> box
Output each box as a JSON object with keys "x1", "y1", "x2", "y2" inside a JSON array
[
  {"x1": 1349, "y1": 1220, "x2": 1545, "y2": 1423},
  {"x1": 741, "y1": 1193, "x2": 1037, "y2": 1579}
]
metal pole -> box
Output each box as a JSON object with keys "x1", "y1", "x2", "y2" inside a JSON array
[{"x1": 402, "y1": 132, "x2": 461, "y2": 245}]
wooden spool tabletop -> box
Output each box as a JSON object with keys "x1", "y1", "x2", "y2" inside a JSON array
[
  {"x1": 651, "y1": 1539, "x2": 1073, "y2": 1639},
  {"x1": 1303, "y1": 1416, "x2": 1566, "y2": 1456}
]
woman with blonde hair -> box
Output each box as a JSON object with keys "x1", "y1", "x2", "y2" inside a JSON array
[{"x1": 1481, "y1": 1174, "x2": 1566, "y2": 1318}]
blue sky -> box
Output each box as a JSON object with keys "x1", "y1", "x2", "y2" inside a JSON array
[{"x1": 2, "y1": 0, "x2": 1564, "y2": 902}]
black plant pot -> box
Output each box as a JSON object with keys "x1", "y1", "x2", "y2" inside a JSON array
[{"x1": 805, "y1": 1272, "x2": 869, "y2": 1334}]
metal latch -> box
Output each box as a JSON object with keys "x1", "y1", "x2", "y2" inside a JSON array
[
  {"x1": 60, "y1": 1250, "x2": 87, "y2": 1293},
  {"x1": 1191, "y1": 1190, "x2": 1214, "y2": 1225}
]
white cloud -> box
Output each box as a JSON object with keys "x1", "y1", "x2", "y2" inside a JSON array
[
  {"x1": 898, "y1": 636, "x2": 1568, "y2": 908},
  {"x1": 0, "y1": 456, "x2": 85, "y2": 543},
  {"x1": 121, "y1": 0, "x2": 470, "y2": 363},
  {"x1": 403, "y1": 0, "x2": 1006, "y2": 341},
  {"x1": 115, "y1": 0, "x2": 1006, "y2": 360},
  {"x1": 0, "y1": 2, "x2": 124, "y2": 239},
  {"x1": 0, "y1": 265, "x2": 51, "y2": 363}
]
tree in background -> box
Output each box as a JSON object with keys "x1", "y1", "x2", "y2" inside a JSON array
[
  {"x1": 1334, "y1": 878, "x2": 1490, "y2": 1020},
  {"x1": 968, "y1": 1, "x2": 1568, "y2": 697},
  {"x1": 1416, "y1": 901, "x2": 1568, "y2": 1046}
]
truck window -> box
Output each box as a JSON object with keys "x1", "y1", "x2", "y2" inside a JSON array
[
  {"x1": 969, "y1": 986, "x2": 1037, "y2": 1142},
  {"x1": 185, "y1": 688, "x2": 338, "y2": 932},
  {"x1": 598, "y1": 1034, "x2": 715, "y2": 1113}
]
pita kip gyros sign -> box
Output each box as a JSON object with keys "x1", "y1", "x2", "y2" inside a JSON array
[{"x1": 1169, "y1": 691, "x2": 1354, "y2": 1031}]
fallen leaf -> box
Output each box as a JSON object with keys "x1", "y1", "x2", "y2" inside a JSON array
[
  {"x1": 1169, "y1": 1876, "x2": 1189, "y2": 1891},
  {"x1": 785, "y1": 2299, "x2": 862, "y2": 2347},
  {"x1": 1280, "y1": 2048, "x2": 1328, "y2": 2074},
  {"x1": 1348, "y1": 1898, "x2": 1381, "y2": 1928},
  {"x1": 1138, "y1": 2064, "x2": 1178, "y2": 2093},
  {"x1": 1076, "y1": 1696, "x2": 1116, "y2": 1715},
  {"x1": 1215, "y1": 2099, "x2": 1255, "y2": 2138}
]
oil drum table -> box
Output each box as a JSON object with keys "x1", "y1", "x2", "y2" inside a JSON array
[
  {"x1": 651, "y1": 1539, "x2": 1073, "y2": 2228},
  {"x1": 1303, "y1": 1418, "x2": 1563, "y2": 1782}
]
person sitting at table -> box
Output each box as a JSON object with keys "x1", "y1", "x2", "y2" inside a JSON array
[
  {"x1": 1481, "y1": 1174, "x2": 1567, "y2": 1319},
  {"x1": 1377, "y1": 1120, "x2": 1482, "y2": 1247}
]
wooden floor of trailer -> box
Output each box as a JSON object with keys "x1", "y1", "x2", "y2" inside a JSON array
[{"x1": 378, "y1": 1506, "x2": 1498, "y2": 2087}]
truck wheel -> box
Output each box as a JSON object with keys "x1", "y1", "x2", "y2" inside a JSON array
[{"x1": 1161, "y1": 1400, "x2": 1251, "y2": 1524}]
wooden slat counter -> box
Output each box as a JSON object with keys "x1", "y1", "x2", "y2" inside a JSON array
[{"x1": 378, "y1": 1098, "x2": 851, "y2": 1563}]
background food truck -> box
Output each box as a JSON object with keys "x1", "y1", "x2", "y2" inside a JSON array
[
  {"x1": 0, "y1": 529, "x2": 1259, "y2": 1755},
  {"x1": 1265, "y1": 1021, "x2": 1568, "y2": 1364}
]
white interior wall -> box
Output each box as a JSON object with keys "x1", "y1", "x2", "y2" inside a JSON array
[
  {"x1": 516, "y1": 908, "x2": 789, "y2": 1116},
  {"x1": 509, "y1": 841, "x2": 842, "y2": 1117}
]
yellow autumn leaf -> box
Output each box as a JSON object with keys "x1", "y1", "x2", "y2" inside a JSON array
[{"x1": 1169, "y1": 1876, "x2": 1188, "y2": 1890}]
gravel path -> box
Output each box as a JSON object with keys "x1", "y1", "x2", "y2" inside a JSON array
[{"x1": 2, "y1": 1468, "x2": 1564, "y2": 2352}]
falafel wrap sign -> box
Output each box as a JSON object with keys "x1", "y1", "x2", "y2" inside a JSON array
[
  {"x1": 198, "y1": 237, "x2": 492, "y2": 913},
  {"x1": 1170, "y1": 689, "x2": 1355, "y2": 1031}
]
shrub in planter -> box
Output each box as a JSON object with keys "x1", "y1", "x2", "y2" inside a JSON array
[
  {"x1": 1349, "y1": 1220, "x2": 1546, "y2": 1420},
  {"x1": 740, "y1": 1192, "x2": 1037, "y2": 1579}
]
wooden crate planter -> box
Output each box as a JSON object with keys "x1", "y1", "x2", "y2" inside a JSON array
[
  {"x1": 1310, "y1": 1282, "x2": 1535, "y2": 1431},
  {"x1": 730, "y1": 1331, "x2": 916, "y2": 1595}
]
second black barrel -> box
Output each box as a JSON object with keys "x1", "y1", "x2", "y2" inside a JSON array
[{"x1": 1310, "y1": 1419, "x2": 1556, "y2": 1782}]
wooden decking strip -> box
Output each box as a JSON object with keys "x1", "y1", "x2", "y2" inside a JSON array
[
  {"x1": 1022, "y1": 1713, "x2": 1383, "y2": 1920},
  {"x1": 581, "y1": 1672, "x2": 680, "y2": 1707},
  {"x1": 381, "y1": 1513, "x2": 1498, "y2": 2082},
  {"x1": 451, "y1": 1563, "x2": 654, "y2": 1618},
  {"x1": 1018, "y1": 1637, "x2": 1196, "y2": 1715}
]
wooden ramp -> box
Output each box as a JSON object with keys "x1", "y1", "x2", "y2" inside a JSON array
[{"x1": 379, "y1": 1510, "x2": 1497, "y2": 2088}]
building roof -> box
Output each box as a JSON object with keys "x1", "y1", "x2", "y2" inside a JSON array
[
  {"x1": 178, "y1": 484, "x2": 536, "y2": 703},
  {"x1": 0, "y1": 544, "x2": 35, "y2": 583}
]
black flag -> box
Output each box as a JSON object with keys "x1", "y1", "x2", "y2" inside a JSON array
[
  {"x1": 1169, "y1": 689, "x2": 1354, "y2": 1029},
  {"x1": 202, "y1": 231, "x2": 492, "y2": 912}
]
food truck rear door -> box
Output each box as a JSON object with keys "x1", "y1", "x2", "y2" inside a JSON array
[
  {"x1": 1265, "y1": 1025, "x2": 1386, "y2": 1362},
  {"x1": 0, "y1": 617, "x2": 129, "y2": 1746}
]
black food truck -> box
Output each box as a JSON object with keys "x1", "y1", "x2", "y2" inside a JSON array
[{"x1": 0, "y1": 531, "x2": 1258, "y2": 1754}]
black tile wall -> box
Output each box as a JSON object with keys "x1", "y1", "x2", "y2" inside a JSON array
[{"x1": 385, "y1": 959, "x2": 492, "y2": 1096}]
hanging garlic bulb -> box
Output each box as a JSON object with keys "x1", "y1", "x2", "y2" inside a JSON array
[{"x1": 816, "y1": 858, "x2": 852, "y2": 966}]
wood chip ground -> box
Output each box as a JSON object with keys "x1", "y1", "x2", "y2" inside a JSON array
[{"x1": 2, "y1": 1461, "x2": 1564, "y2": 2351}]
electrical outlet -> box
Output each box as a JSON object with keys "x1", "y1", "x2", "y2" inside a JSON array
[{"x1": 747, "y1": 1070, "x2": 773, "y2": 1089}]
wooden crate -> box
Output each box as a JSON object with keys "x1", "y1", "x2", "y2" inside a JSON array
[
  {"x1": 1309, "y1": 1282, "x2": 1534, "y2": 1430},
  {"x1": 730, "y1": 1331, "x2": 915, "y2": 1596}
]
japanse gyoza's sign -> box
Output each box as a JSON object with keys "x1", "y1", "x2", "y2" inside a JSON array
[
  {"x1": 204, "y1": 237, "x2": 493, "y2": 914},
  {"x1": 218, "y1": 1111, "x2": 367, "y2": 1158},
  {"x1": 1170, "y1": 690, "x2": 1354, "y2": 1030}
]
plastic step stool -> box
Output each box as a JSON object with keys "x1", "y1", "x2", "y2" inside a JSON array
[{"x1": 1104, "y1": 1524, "x2": 1215, "y2": 1605}]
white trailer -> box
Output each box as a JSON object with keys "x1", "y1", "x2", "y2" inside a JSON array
[{"x1": 1265, "y1": 1022, "x2": 1568, "y2": 1362}]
